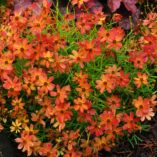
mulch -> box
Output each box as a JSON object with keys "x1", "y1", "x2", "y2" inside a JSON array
[
  {"x1": 99, "y1": 116, "x2": 157, "y2": 157},
  {"x1": 1, "y1": 116, "x2": 157, "y2": 157}
]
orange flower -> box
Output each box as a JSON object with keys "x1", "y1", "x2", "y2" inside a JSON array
[
  {"x1": 29, "y1": 68, "x2": 45, "y2": 87},
  {"x1": 14, "y1": 38, "x2": 31, "y2": 58},
  {"x1": 0, "y1": 52, "x2": 14, "y2": 71},
  {"x1": 10, "y1": 11, "x2": 27, "y2": 28},
  {"x1": 50, "y1": 34, "x2": 66, "y2": 52},
  {"x1": 96, "y1": 74, "x2": 115, "y2": 93},
  {"x1": 64, "y1": 13, "x2": 75, "y2": 21},
  {"x1": 73, "y1": 71, "x2": 88, "y2": 85},
  {"x1": 64, "y1": 150, "x2": 82, "y2": 157},
  {"x1": 38, "y1": 76, "x2": 55, "y2": 96},
  {"x1": 93, "y1": 136, "x2": 112, "y2": 152},
  {"x1": 28, "y1": 16, "x2": 46, "y2": 34},
  {"x1": 134, "y1": 72, "x2": 148, "y2": 88},
  {"x1": 76, "y1": 82, "x2": 92, "y2": 98},
  {"x1": 15, "y1": 131, "x2": 41, "y2": 156},
  {"x1": 69, "y1": 50, "x2": 86, "y2": 68},
  {"x1": 50, "y1": 85, "x2": 71, "y2": 104},
  {"x1": 40, "y1": 51, "x2": 54, "y2": 68},
  {"x1": 143, "y1": 12, "x2": 157, "y2": 28},
  {"x1": 71, "y1": 0, "x2": 89, "y2": 8},
  {"x1": 12, "y1": 97, "x2": 25, "y2": 111},
  {"x1": 62, "y1": 130, "x2": 80, "y2": 150},
  {"x1": 23, "y1": 77, "x2": 36, "y2": 96},
  {"x1": 29, "y1": 44, "x2": 43, "y2": 62},
  {"x1": 105, "y1": 65, "x2": 121, "y2": 77},
  {"x1": 150, "y1": 95, "x2": 157, "y2": 107},
  {"x1": 31, "y1": 111, "x2": 46, "y2": 128},
  {"x1": 51, "y1": 53, "x2": 69, "y2": 73},
  {"x1": 23, "y1": 124, "x2": 38, "y2": 135},
  {"x1": 3, "y1": 76, "x2": 22, "y2": 97},
  {"x1": 133, "y1": 96, "x2": 155, "y2": 121},
  {"x1": 77, "y1": 108, "x2": 96, "y2": 123},
  {"x1": 151, "y1": 22, "x2": 157, "y2": 37},
  {"x1": 39, "y1": 97, "x2": 54, "y2": 120},
  {"x1": 97, "y1": 27, "x2": 110, "y2": 43},
  {"x1": 73, "y1": 97, "x2": 91, "y2": 113},
  {"x1": 94, "y1": 11, "x2": 106, "y2": 25}
]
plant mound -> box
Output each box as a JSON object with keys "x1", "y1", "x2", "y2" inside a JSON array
[{"x1": 0, "y1": 0, "x2": 157, "y2": 157}]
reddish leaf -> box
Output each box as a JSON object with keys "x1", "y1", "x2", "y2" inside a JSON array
[
  {"x1": 122, "y1": 0, "x2": 138, "y2": 13},
  {"x1": 119, "y1": 18, "x2": 132, "y2": 30},
  {"x1": 86, "y1": 0, "x2": 103, "y2": 13},
  {"x1": 14, "y1": 0, "x2": 31, "y2": 12},
  {"x1": 107, "y1": 0, "x2": 121, "y2": 12},
  {"x1": 119, "y1": 9, "x2": 140, "y2": 30}
]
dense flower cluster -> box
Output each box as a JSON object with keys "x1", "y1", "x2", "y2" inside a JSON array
[{"x1": 0, "y1": 1, "x2": 157, "y2": 157}]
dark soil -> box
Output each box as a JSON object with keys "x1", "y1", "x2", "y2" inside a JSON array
[
  {"x1": 99, "y1": 116, "x2": 157, "y2": 157},
  {"x1": 0, "y1": 132, "x2": 15, "y2": 157},
  {"x1": 0, "y1": 132, "x2": 27, "y2": 157},
  {"x1": 1, "y1": 116, "x2": 157, "y2": 157}
]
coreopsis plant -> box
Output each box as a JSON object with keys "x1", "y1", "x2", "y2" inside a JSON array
[{"x1": 0, "y1": 0, "x2": 157, "y2": 157}]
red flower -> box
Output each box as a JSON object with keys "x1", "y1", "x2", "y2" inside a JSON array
[
  {"x1": 106, "y1": 95, "x2": 121, "y2": 112},
  {"x1": 76, "y1": 13, "x2": 94, "y2": 34},
  {"x1": 107, "y1": 27, "x2": 125, "y2": 50},
  {"x1": 129, "y1": 51, "x2": 147, "y2": 69},
  {"x1": 3, "y1": 76, "x2": 22, "y2": 97},
  {"x1": 117, "y1": 71, "x2": 130, "y2": 87},
  {"x1": 50, "y1": 85, "x2": 71, "y2": 104},
  {"x1": 54, "y1": 102, "x2": 72, "y2": 125},
  {"x1": 79, "y1": 39, "x2": 101, "y2": 61},
  {"x1": 123, "y1": 112, "x2": 140, "y2": 133},
  {"x1": 73, "y1": 97, "x2": 92, "y2": 113},
  {"x1": 112, "y1": 13, "x2": 123, "y2": 22},
  {"x1": 87, "y1": 120, "x2": 104, "y2": 136},
  {"x1": 99, "y1": 111, "x2": 119, "y2": 131},
  {"x1": 39, "y1": 143, "x2": 57, "y2": 157}
]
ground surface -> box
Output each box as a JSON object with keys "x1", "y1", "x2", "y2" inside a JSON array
[
  {"x1": 100, "y1": 116, "x2": 157, "y2": 157},
  {"x1": 1, "y1": 116, "x2": 157, "y2": 157}
]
